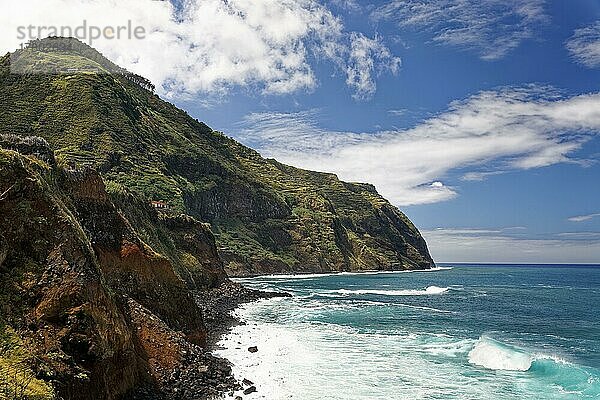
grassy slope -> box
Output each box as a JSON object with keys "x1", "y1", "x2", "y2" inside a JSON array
[
  {"x1": 0, "y1": 38, "x2": 434, "y2": 276},
  {"x1": 0, "y1": 325, "x2": 55, "y2": 400}
]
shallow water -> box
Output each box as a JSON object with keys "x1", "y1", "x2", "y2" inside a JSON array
[{"x1": 215, "y1": 265, "x2": 600, "y2": 399}]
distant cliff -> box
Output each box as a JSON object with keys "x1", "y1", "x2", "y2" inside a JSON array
[{"x1": 0, "y1": 37, "x2": 434, "y2": 278}]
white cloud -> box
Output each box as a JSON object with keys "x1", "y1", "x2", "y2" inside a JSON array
[
  {"x1": 237, "y1": 85, "x2": 600, "y2": 206},
  {"x1": 387, "y1": 109, "x2": 408, "y2": 116},
  {"x1": 346, "y1": 33, "x2": 401, "y2": 100},
  {"x1": 558, "y1": 232, "x2": 600, "y2": 238},
  {"x1": 568, "y1": 213, "x2": 600, "y2": 223},
  {"x1": 371, "y1": 0, "x2": 547, "y2": 60},
  {"x1": 0, "y1": 0, "x2": 397, "y2": 99},
  {"x1": 329, "y1": 0, "x2": 361, "y2": 12},
  {"x1": 460, "y1": 171, "x2": 505, "y2": 181},
  {"x1": 422, "y1": 228, "x2": 600, "y2": 263},
  {"x1": 566, "y1": 21, "x2": 600, "y2": 68}
]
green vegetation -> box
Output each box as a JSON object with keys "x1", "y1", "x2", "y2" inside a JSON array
[
  {"x1": 0, "y1": 37, "x2": 434, "y2": 276},
  {"x1": 0, "y1": 324, "x2": 55, "y2": 400}
]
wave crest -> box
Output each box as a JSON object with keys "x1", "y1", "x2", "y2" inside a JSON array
[
  {"x1": 335, "y1": 286, "x2": 449, "y2": 296},
  {"x1": 468, "y1": 336, "x2": 532, "y2": 371}
]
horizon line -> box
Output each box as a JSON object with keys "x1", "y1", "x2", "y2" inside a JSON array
[{"x1": 436, "y1": 262, "x2": 600, "y2": 266}]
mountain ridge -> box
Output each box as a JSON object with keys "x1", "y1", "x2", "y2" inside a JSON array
[{"x1": 1, "y1": 37, "x2": 435, "y2": 277}]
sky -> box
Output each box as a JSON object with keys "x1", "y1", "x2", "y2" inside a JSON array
[{"x1": 1, "y1": 0, "x2": 599, "y2": 263}]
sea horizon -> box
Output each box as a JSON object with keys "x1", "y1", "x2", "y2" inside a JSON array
[{"x1": 438, "y1": 263, "x2": 600, "y2": 267}]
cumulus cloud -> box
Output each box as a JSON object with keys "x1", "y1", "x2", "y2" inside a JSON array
[
  {"x1": 422, "y1": 228, "x2": 600, "y2": 263},
  {"x1": 566, "y1": 21, "x2": 600, "y2": 68},
  {"x1": 236, "y1": 85, "x2": 600, "y2": 206},
  {"x1": 0, "y1": 0, "x2": 397, "y2": 99},
  {"x1": 371, "y1": 0, "x2": 547, "y2": 60},
  {"x1": 568, "y1": 213, "x2": 600, "y2": 223},
  {"x1": 346, "y1": 33, "x2": 401, "y2": 100}
]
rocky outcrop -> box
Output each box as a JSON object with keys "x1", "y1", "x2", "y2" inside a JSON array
[
  {"x1": 0, "y1": 148, "x2": 232, "y2": 399},
  {"x1": 0, "y1": 134, "x2": 56, "y2": 166},
  {"x1": 108, "y1": 192, "x2": 229, "y2": 290},
  {"x1": 0, "y1": 150, "x2": 145, "y2": 399},
  {"x1": 184, "y1": 181, "x2": 292, "y2": 222}
]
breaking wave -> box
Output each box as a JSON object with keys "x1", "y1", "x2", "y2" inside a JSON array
[
  {"x1": 468, "y1": 336, "x2": 534, "y2": 371},
  {"x1": 335, "y1": 286, "x2": 450, "y2": 296},
  {"x1": 235, "y1": 266, "x2": 453, "y2": 281}
]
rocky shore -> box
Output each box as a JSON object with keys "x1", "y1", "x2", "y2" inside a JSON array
[
  {"x1": 129, "y1": 281, "x2": 290, "y2": 400},
  {"x1": 195, "y1": 281, "x2": 291, "y2": 348}
]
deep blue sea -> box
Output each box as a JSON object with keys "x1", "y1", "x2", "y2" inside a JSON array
[{"x1": 216, "y1": 265, "x2": 600, "y2": 399}]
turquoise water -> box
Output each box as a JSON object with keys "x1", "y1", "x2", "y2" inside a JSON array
[{"x1": 216, "y1": 265, "x2": 600, "y2": 399}]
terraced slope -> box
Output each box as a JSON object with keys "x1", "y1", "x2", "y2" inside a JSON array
[{"x1": 0, "y1": 37, "x2": 434, "y2": 277}]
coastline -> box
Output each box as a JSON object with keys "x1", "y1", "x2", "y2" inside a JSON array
[
  {"x1": 231, "y1": 266, "x2": 453, "y2": 281},
  {"x1": 195, "y1": 266, "x2": 452, "y2": 398},
  {"x1": 206, "y1": 267, "x2": 451, "y2": 397},
  {"x1": 196, "y1": 282, "x2": 291, "y2": 399},
  {"x1": 205, "y1": 265, "x2": 600, "y2": 399},
  {"x1": 123, "y1": 282, "x2": 289, "y2": 400},
  {"x1": 196, "y1": 281, "x2": 291, "y2": 348},
  {"x1": 227, "y1": 265, "x2": 448, "y2": 279}
]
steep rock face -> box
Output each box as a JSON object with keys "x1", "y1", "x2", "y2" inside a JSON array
[
  {"x1": 0, "y1": 38, "x2": 434, "y2": 277},
  {"x1": 216, "y1": 158, "x2": 434, "y2": 275},
  {"x1": 108, "y1": 192, "x2": 228, "y2": 289},
  {"x1": 0, "y1": 149, "x2": 144, "y2": 399},
  {"x1": 65, "y1": 168, "x2": 207, "y2": 344},
  {"x1": 0, "y1": 146, "x2": 225, "y2": 399}
]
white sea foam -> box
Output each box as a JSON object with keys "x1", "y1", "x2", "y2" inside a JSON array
[
  {"x1": 335, "y1": 286, "x2": 450, "y2": 296},
  {"x1": 468, "y1": 336, "x2": 533, "y2": 371},
  {"x1": 417, "y1": 266, "x2": 454, "y2": 272},
  {"x1": 421, "y1": 338, "x2": 475, "y2": 357},
  {"x1": 467, "y1": 336, "x2": 572, "y2": 374},
  {"x1": 339, "y1": 266, "x2": 453, "y2": 275},
  {"x1": 350, "y1": 299, "x2": 453, "y2": 313},
  {"x1": 215, "y1": 301, "x2": 472, "y2": 400},
  {"x1": 233, "y1": 266, "x2": 453, "y2": 281}
]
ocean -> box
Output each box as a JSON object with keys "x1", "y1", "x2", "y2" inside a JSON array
[{"x1": 215, "y1": 265, "x2": 600, "y2": 399}]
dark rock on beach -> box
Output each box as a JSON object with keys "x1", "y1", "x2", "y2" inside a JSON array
[
  {"x1": 243, "y1": 386, "x2": 258, "y2": 395},
  {"x1": 194, "y1": 280, "x2": 291, "y2": 347},
  {"x1": 128, "y1": 281, "x2": 289, "y2": 399}
]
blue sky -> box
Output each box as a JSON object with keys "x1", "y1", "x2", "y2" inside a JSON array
[{"x1": 3, "y1": 0, "x2": 600, "y2": 263}]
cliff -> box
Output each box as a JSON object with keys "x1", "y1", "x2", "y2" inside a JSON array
[
  {"x1": 0, "y1": 38, "x2": 434, "y2": 278},
  {"x1": 0, "y1": 37, "x2": 435, "y2": 398},
  {"x1": 0, "y1": 143, "x2": 241, "y2": 399}
]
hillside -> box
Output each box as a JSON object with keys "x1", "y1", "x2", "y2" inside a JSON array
[
  {"x1": 0, "y1": 139, "x2": 252, "y2": 399},
  {"x1": 0, "y1": 37, "x2": 434, "y2": 277}
]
